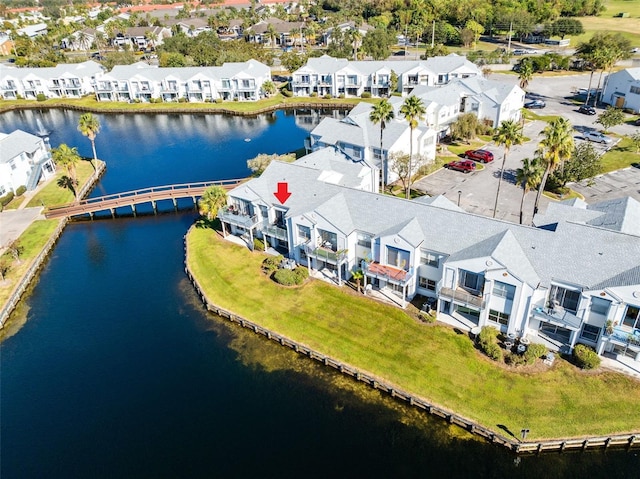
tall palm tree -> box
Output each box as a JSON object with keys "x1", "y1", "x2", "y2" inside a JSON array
[
  {"x1": 52, "y1": 144, "x2": 81, "y2": 199},
  {"x1": 369, "y1": 98, "x2": 395, "y2": 190},
  {"x1": 399, "y1": 95, "x2": 426, "y2": 199},
  {"x1": 77, "y1": 113, "x2": 101, "y2": 169},
  {"x1": 492, "y1": 119, "x2": 524, "y2": 218},
  {"x1": 518, "y1": 60, "x2": 533, "y2": 90},
  {"x1": 532, "y1": 117, "x2": 575, "y2": 217},
  {"x1": 515, "y1": 157, "x2": 543, "y2": 225},
  {"x1": 198, "y1": 185, "x2": 228, "y2": 221}
]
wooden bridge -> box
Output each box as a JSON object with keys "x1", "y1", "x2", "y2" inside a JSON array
[{"x1": 44, "y1": 179, "x2": 246, "y2": 219}]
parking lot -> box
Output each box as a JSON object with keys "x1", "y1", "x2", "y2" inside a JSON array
[{"x1": 413, "y1": 72, "x2": 639, "y2": 224}]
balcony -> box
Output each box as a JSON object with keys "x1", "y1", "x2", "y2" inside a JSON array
[
  {"x1": 94, "y1": 84, "x2": 113, "y2": 92},
  {"x1": 531, "y1": 305, "x2": 582, "y2": 331},
  {"x1": 260, "y1": 222, "x2": 288, "y2": 241},
  {"x1": 294, "y1": 79, "x2": 311, "y2": 86},
  {"x1": 161, "y1": 86, "x2": 179, "y2": 93},
  {"x1": 604, "y1": 326, "x2": 640, "y2": 349},
  {"x1": 363, "y1": 262, "x2": 412, "y2": 285},
  {"x1": 217, "y1": 206, "x2": 260, "y2": 229},
  {"x1": 305, "y1": 244, "x2": 347, "y2": 264},
  {"x1": 439, "y1": 287, "x2": 485, "y2": 309},
  {"x1": 238, "y1": 83, "x2": 256, "y2": 91}
]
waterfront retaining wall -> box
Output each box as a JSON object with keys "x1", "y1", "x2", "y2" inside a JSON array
[{"x1": 184, "y1": 228, "x2": 640, "y2": 455}]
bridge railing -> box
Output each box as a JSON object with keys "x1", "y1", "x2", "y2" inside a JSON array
[{"x1": 45, "y1": 179, "x2": 245, "y2": 214}]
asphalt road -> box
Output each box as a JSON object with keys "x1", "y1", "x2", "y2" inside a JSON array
[{"x1": 413, "y1": 72, "x2": 640, "y2": 224}]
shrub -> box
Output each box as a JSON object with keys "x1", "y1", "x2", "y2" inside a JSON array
[
  {"x1": 281, "y1": 88, "x2": 293, "y2": 98},
  {"x1": 338, "y1": 93, "x2": 345, "y2": 99},
  {"x1": 484, "y1": 342, "x2": 503, "y2": 361},
  {"x1": 36, "y1": 93, "x2": 46, "y2": 102},
  {"x1": 178, "y1": 97, "x2": 187, "y2": 103},
  {"x1": 253, "y1": 238, "x2": 265, "y2": 251},
  {"x1": 524, "y1": 343, "x2": 547, "y2": 365},
  {"x1": 273, "y1": 267, "x2": 307, "y2": 286},
  {"x1": 0, "y1": 191, "x2": 15, "y2": 207},
  {"x1": 262, "y1": 255, "x2": 283, "y2": 274},
  {"x1": 505, "y1": 352, "x2": 526, "y2": 366},
  {"x1": 361, "y1": 92, "x2": 372, "y2": 98},
  {"x1": 215, "y1": 98, "x2": 223, "y2": 103},
  {"x1": 323, "y1": 94, "x2": 332, "y2": 99},
  {"x1": 15, "y1": 185, "x2": 26, "y2": 197},
  {"x1": 573, "y1": 344, "x2": 601, "y2": 370},
  {"x1": 293, "y1": 266, "x2": 309, "y2": 283},
  {"x1": 310, "y1": 92, "x2": 318, "y2": 97}
]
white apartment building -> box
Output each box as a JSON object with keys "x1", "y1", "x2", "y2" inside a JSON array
[{"x1": 0, "y1": 129, "x2": 55, "y2": 195}]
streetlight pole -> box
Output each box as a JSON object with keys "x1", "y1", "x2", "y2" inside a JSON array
[{"x1": 457, "y1": 190, "x2": 462, "y2": 207}]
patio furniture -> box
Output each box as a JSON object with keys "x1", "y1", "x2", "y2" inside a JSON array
[
  {"x1": 519, "y1": 337, "x2": 530, "y2": 345},
  {"x1": 504, "y1": 341, "x2": 514, "y2": 350},
  {"x1": 517, "y1": 344, "x2": 527, "y2": 354}
]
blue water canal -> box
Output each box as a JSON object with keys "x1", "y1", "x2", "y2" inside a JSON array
[{"x1": 0, "y1": 109, "x2": 638, "y2": 478}]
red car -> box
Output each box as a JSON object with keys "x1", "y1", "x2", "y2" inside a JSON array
[
  {"x1": 446, "y1": 159, "x2": 476, "y2": 173},
  {"x1": 464, "y1": 149, "x2": 494, "y2": 163}
]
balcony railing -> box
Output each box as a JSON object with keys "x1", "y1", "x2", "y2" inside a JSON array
[
  {"x1": 260, "y1": 222, "x2": 288, "y2": 241},
  {"x1": 217, "y1": 206, "x2": 260, "y2": 229},
  {"x1": 363, "y1": 262, "x2": 412, "y2": 285},
  {"x1": 605, "y1": 326, "x2": 640, "y2": 349},
  {"x1": 439, "y1": 287, "x2": 485, "y2": 309},
  {"x1": 305, "y1": 244, "x2": 347, "y2": 264},
  {"x1": 531, "y1": 305, "x2": 582, "y2": 331}
]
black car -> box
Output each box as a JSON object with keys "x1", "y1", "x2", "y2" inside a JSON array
[
  {"x1": 524, "y1": 99, "x2": 546, "y2": 109},
  {"x1": 578, "y1": 105, "x2": 596, "y2": 115}
]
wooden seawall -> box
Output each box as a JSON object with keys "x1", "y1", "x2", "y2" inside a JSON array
[{"x1": 184, "y1": 229, "x2": 640, "y2": 455}]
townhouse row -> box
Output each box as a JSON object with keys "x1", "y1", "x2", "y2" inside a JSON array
[
  {"x1": 0, "y1": 59, "x2": 272, "y2": 102},
  {"x1": 290, "y1": 54, "x2": 483, "y2": 98},
  {"x1": 218, "y1": 147, "x2": 640, "y2": 364}
]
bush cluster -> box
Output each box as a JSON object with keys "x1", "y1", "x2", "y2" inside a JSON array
[
  {"x1": 273, "y1": 267, "x2": 308, "y2": 286},
  {"x1": 323, "y1": 94, "x2": 332, "y2": 99},
  {"x1": 310, "y1": 92, "x2": 318, "y2": 97},
  {"x1": 262, "y1": 255, "x2": 283, "y2": 274},
  {"x1": 477, "y1": 326, "x2": 502, "y2": 361},
  {"x1": 281, "y1": 88, "x2": 293, "y2": 98},
  {"x1": 0, "y1": 191, "x2": 15, "y2": 207},
  {"x1": 524, "y1": 343, "x2": 547, "y2": 364},
  {"x1": 573, "y1": 344, "x2": 601, "y2": 370},
  {"x1": 253, "y1": 238, "x2": 265, "y2": 251},
  {"x1": 361, "y1": 92, "x2": 372, "y2": 98},
  {"x1": 15, "y1": 185, "x2": 26, "y2": 197},
  {"x1": 36, "y1": 93, "x2": 46, "y2": 102}
]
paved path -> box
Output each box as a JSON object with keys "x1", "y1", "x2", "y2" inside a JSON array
[{"x1": 0, "y1": 207, "x2": 44, "y2": 252}]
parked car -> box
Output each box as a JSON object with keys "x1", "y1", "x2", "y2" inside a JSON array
[
  {"x1": 513, "y1": 49, "x2": 526, "y2": 55},
  {"x1": 464, "y1": 149, "x2": 494, "y2": 163},
  {"x1": 583, "y1": 131, "x2": 613, "y2": 144},
  {"x1": 578, "y1": 105, "x2": 596, "y2": 115},
  {"x1": 445, "y1": 160, "x2": 476, "y2": 173},
  {"x1": 524, "y1": 99, "x2": 546, "y2": 109}
]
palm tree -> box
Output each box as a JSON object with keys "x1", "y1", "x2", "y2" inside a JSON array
[
  {"x1": 369, "y1": 99, "x2": 395, "y2": 190},
  {"x1": 492, "y1": 119, "x2": 524, "y2": 218},
  {"x1": 351, "y1": 269, "x2": 364, "y2": 292},
  {"x1": 532, "y1": 117, "x2": 575, "y2": 217},
  {"x1": 52, "y1": 144, "x2": 81, "y2": 199},
  {"x1": 266, "y1": 23, "x2": 278, "y2": 49},
  {"x1": 518, "y1": 59, "x2": 533, "y2": 90},
  {"x1": 198, "y1": 185, "x2": 228, "y2": 221},
  {"x1": 77, "y1": 113, "x2": 101, "y2": 169},
  {"x1": 399, "y1": 95, "x2": 426, "y2": 199},
  {"x1": 515, "y1": 157, "x2": 543, "y2": 225}
]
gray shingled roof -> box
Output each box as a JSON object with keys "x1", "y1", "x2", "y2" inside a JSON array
[
  {"x1": 229, "y1": 160, "x2": 640, "y2": 291},
  {"x1": 0, "y1": 129, "x2": 42, "y2": 164}
]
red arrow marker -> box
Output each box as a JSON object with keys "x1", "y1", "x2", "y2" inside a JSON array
[{"x1": 274, "y1": 182, "x2": 291, "y2": 204}]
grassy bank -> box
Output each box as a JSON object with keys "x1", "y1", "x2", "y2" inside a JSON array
[
  {"x1": 187, "y1": 224, "x2": 640, "y2": 441},
  {"x1": 0, "y1": 219, "x2": 61, "y2": 318},
  {"x1": 0, "y1": 93, "x2": 365, "y2": 115}
]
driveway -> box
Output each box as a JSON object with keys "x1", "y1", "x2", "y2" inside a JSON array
[
  {"x1": 413, "y1": 72, "x2": 639, "y2": 224},
  {"x1": 0, "y1": 207, "x2": 44, "y2": 253}
]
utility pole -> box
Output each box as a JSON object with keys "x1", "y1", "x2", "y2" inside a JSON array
[
  {"x1": 507, "y1": 21, "x2": 513, "y2": 53},
  {"x1": 431, "y1": 20, "x2": 435, "y2": 48}
]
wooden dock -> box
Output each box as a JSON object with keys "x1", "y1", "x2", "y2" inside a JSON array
[{"x1": 44, "y1": 179, "x2": 245, "y2": 219}]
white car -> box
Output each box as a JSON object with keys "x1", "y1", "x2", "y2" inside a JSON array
[{"x1": 583, "y1": 131, "x2": 613, "y2": 144}]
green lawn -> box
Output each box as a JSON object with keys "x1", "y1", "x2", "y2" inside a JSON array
[
  {"x1": 187, "y1": 225, "x2": 640, "y2": 440},
  {"x1": 600, "y1": 137, "x2": 640, "y2": 172},
  {"x1": 26, "y1": 160, "x2": 102, "y2": 208},
  {"x1": 0, "y1": 219, "x2": 61, "y2": 313}
]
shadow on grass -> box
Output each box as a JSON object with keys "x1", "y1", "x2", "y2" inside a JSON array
[{"x1": 497, "y1": 424, "x2": 518, "y2": 440}]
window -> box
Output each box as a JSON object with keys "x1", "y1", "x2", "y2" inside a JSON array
[
  {"x1": 488, "y1": 309, "x2": 509, "y2": 326},
  {"x1": 298, "y1": 225, "x2": 310, "y2": 242},
  {"x1": 623, "y1": 305, "x2": 640, "y2": 329},
  {"x1": 356, "y1": 233, "x2": 371, "y2": 248},
  {"x1": 549, "y1": 285, "x2": 580, "y2": 313},
  {"x1": 419, "y1": 277, "x2": 436, "y2": 291},
  {"x1": 580, "y1": 324, "x2": 601, "y2": 342},
  {"x1": 420, "y1": 250, "x2": 439, "y2": 267},
  {"x1": 9, "y1": 160, "x2": 16, "y2": 170},
  {"x1": 459, "y1": 270, "x2": 484, "y2": 293},
  {"x1": 492, "y1": 281, "x2": 515, "y2": 300},
  {"x1": 387, "y1": 246, "x2": 410, "y2": 271},
  {"x1": 221, "y1": 79, "x2": 231, "y2": 89},
  {"x1": 589, "y1": 297, "x2": 611, "y2": 316},
  {"x1": 630, "y1": 86, "x2": 640, "y2": 95}
]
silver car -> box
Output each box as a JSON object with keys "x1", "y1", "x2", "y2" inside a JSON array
[{"x1": 583, "y1": 131, "x2": 613, "y2": 144}]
